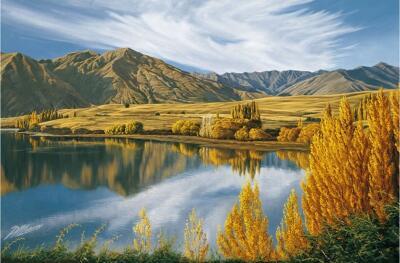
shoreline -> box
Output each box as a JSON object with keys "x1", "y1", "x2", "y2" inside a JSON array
[{"x1": 22, "y1": 132, "x2": 309, "y2": 151}]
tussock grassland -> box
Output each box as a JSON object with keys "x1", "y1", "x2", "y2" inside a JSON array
[{"x1": 1, "y1": 90, "x2": 392, "y2": 131}]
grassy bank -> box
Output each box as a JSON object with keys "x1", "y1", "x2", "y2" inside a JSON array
[{"x1": 1, "y1": 91, "x2": 385, "y2": 131}]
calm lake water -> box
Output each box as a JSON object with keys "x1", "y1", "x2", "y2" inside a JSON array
[{"x1": 1, "y1": 131, "x2": 308, "y2": 251}]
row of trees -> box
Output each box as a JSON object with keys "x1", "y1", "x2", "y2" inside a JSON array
[
  {"x1": 198, "y1": 101, "x2": 269, "y2": 140},
  {"x1": 231, "y1": 101, "x2": 261, "y2": 121},
  {"x1": 15, "y1": 109, "x2": 66, "y2": 130}
]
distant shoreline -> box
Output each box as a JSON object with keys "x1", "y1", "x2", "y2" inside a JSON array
[{"x1": 19, "y1": 131, "x2": 309, "y2": 152}]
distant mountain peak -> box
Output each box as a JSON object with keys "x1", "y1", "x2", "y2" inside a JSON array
[{"x1": 374, "y1": 61, "x2": 397, "y2": 70}]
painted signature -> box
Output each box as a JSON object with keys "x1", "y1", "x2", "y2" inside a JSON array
[{"x1": 3, "y1": 224, "x2": 43, "y2": 240}]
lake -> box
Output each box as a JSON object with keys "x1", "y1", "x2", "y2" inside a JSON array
[{"x1": 1, "y1": 131, "x2": 308, "y2": 251}]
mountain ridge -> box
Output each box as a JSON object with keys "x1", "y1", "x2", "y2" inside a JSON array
[
  {"x1": 194, "y1": 63, "x2": 398, "y2": 96},
  {"x1": 1, "y1": 48, "x2": 257, "y2": 116},
  {"x1": 1, "y1": 48, "x2": 398, "y2": 117}
]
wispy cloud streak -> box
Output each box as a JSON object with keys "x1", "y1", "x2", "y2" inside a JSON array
[{"x1": 2, "y1": 0, "x2": 359, "y2": 72}]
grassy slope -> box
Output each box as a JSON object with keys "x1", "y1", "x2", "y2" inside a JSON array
[{"x1": 1, "y1": 90, "x2": 392, "y2": 131}]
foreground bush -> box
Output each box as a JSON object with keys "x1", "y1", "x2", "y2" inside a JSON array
[
  {"x1": 172, "y1": 120, "x2": 200, "y2": 136},
  {"x1": 293, "y1": 204, "x2": 399, "y2": 262}
]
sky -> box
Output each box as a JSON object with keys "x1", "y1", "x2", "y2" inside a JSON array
[{"x1": 1, "y1": 0, "x2": 399, "y2": 73}]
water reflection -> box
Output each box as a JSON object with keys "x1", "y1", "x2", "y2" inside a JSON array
[
  {"x1": 276, "y1": 150, "x2": 310, "y2": 170},
  {"x1": 1, "y1": 131, "x2": 306, "y2": 250},
  {"x1": 1, "y1": 134, "x2": 304, "y2": 196}
]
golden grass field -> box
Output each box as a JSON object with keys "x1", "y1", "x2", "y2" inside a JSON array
[{"x1": 1, "y1": 90, "x2": 394, "y2": 131}]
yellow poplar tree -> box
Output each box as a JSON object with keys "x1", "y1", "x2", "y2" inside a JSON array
[
  {"x1": 303, "y1": 91, "x2": 399, "y2": 234},
  {"x1": 302, "y1": 99, "x2": 371, "y2": 234},
  {"x1": 183, "y1": 209, "x2": 209, "y2": 262},
  {"x1": 217, "y1": 182, "x2": 274, "y2": 261},
  {"x1": 367, "y1": 90, "x2": 399, "y2": 221},
  {"x1": 133, "y1": 208, "x2": 152, "y2": 253},
  {"x1": 390, "y1": 91, "x2": 399, "y2": 151},
  {"x1": 275, "y1": 190, "x2": 308, "y2": 259},
  {"x1": 346, "y1": 121, "x2": 370, "y2": 212}
]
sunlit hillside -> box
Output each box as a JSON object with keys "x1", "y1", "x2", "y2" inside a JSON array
[{"x1": 1, "y1": 90, "x2": 394, "y2": 131}]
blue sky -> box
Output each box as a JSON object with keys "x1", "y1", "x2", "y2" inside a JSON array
[{"x1": 1, "y1": 0, "x2": 398, "y2": 73}]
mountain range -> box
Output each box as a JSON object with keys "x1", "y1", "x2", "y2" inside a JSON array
[{"x1": 1, "y1": 48, "x2": 398, "y2": 117}]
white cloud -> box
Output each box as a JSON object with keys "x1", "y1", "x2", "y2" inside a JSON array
[{"x1": 2, "y1": 0, "x2": 359, "y2": 73}]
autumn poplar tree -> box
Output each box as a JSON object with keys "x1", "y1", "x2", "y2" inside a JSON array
[
  {"x1": 302, "y1": 99, "x2": 370, "y2": 234},
  {"x1": 183, "y1": 209, "x2": 209, "y2": 262},
  {"x1": 275, "y1": 190, "x2": 308, "y2": 259},
  {"x1": 217, "y1": 182, "x2": 274, "y2": 261},
  {"x1": 390, "y1": 91, "x2": 399, "y2": 151},
  {"x1": 367, "y1": 90, "x2": 399, "y2": 221},
  {"x1": 133, "y1": 208, "x2": 152, "y2": 253},
  {"x1": 303, "y1": 91, "x2": 399, "y2": 234}
]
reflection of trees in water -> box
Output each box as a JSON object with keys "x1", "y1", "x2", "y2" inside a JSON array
[
  {"x1": 1, "y1": 134, "x2": 200, "y2": 196},
  {"x1": 198, "y1": 148, "x2": 261, "y2": 178},
  {"x1": 276, "y1": 151, "x2": 310, "y2": 170},
  {"x1": 2, "y1": 134, "x2": 308, "y2": 196}
]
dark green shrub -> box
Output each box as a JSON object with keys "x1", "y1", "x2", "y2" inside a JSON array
[
  {"x1": 155, "y1": 112, "x2": 160, "y2": 116},
  {"x1": 71, "y1": 128, "x2": 91, "y2": 134},
  {"x1": 124, "y1": 103, "x2": 130, "y2": 108},
  {"x1": 293, "y1": 203, "x2": 399, "y2": 262}
]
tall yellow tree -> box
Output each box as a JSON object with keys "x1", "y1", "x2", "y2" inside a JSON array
[
  {"x1": 367, "y1": 90, "x2": 399, "y2": 221},
  {"x1": 303, "y1": 91, "x2": 399, "y2": 234},
  {"x1": 346, "y1": 121, "x2": 370, "y2": 212},
  {"x1": 183, "y1": 209, "x2": 209, "y2": 262},
  {"x1": 390, "y1": 91, "x2": 399, "y2": 151},
  {"x1": 275, "y1": 190, "x2": 308, "y2": 259},
  {"x1": 217, "y1": 182, "x2": 274, "y2": 261},
  {"x1": 302, "y1": 99, "x2": 371, "y2": 234},
  {"x1": 133, "y1": 208, "x2": 152, "y2": 253}
]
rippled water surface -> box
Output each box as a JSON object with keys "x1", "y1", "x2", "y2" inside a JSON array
[{"x1": 1, "y1": 131, "x2": 308, "y2": 250}]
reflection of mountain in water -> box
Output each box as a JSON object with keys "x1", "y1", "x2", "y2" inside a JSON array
[
  {"x1": 1, "y1": 133, "x2": 307, "y2": 196},
  {"x1": 1, "y1": 134, "x2": 201, "y2": 196}
]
